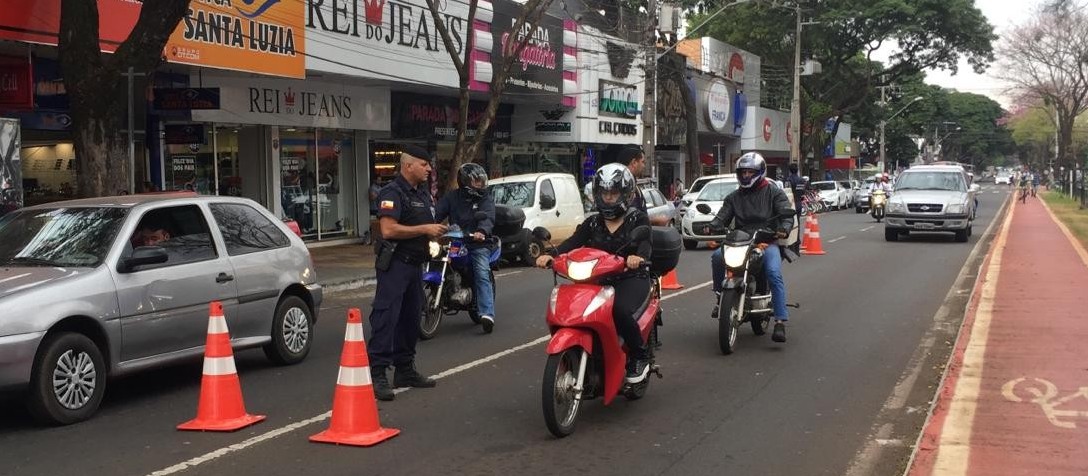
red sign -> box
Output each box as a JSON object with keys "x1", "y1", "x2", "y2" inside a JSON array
[
  {"x1": 728, "y1": 53, "x2": 745, "y2": 83},
  {"x1": 0, "y1": 56, "x2": 33, "y2": 110},
  {"x1": 0, "y1": 0, "x2": 141, "y2": 52},
  {"x1": 762, "y1": 118, "x2": 773, "y2": 142}
]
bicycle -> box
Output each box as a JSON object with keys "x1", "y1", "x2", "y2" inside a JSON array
[{"x1": 1018, "y1": 185, "x2": 1029, "y2": 204}]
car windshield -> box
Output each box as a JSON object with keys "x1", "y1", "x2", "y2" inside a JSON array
[
  {"x1": 895, "y1": 172, "x2": 966, "y2": 192},
  {"x1": 689, "y1": 178, "x2": 715, "y2": 194},
  {"x1": 0, "y1": 207, "x2": 127, "y2": 267},
  {"x1": 698, "y1": 181, "x2": 739, "y2": 201},
  {"x1": 489, "y1": 182, "x2": 536, "y2": 208},
  {"x1": 812, "y1": 182, "x2": 836, "y2": 191},
  {"x1": 839, "y1": 181, "x2": 853, "y2": 189}
]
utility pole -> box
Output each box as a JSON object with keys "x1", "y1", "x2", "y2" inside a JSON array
[
  {"x1": 789, "y1": 3, "x2": 802, "y2": 170},
  {"x1": 642, "y1": 0, "x2": 658, "y2": 184},
  {"x1": 878, "y1": 85, "x2": 887, "y2": 173}
]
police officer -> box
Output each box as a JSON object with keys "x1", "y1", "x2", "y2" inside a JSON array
[
  {"x1": 370, "y1": 145, "x2": 448, "y2": 401},
  {"x1": 435, "y1": 163, "x2": 498, "y2": 333}
]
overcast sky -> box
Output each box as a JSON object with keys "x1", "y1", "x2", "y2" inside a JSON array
[{"x1": 873, "y1": 0, "x2": 1044, "y2": 109}]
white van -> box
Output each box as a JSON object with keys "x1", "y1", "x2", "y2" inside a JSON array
[{"x1": 488, "y1": 173, "x2": 586, "y2": 262}]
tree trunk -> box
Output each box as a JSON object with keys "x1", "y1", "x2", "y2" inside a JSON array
[{"x1": 67, "y1": 75, "x2": 129, "y2": 197}]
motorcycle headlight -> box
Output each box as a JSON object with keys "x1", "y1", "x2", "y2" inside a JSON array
[
  {"x1": 722, "y1": 245, "x2": 750, "y2": 268},
  {"x1": 566, "y1": 259, "x2": 598, "y2": 281},
  {"x1": 946, "y1": 203, "x2": 966, "y2": 214},
  {"x1": 888, "y1": 201, "x2": 906, "y2": 213},
  {"x1": 428, "y1": 241, "x2": 441, "y2": 258}
]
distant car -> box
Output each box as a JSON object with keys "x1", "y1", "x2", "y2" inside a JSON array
[
  {"x1": 854, "y1": 176, "x2": 878, "y2": 213},
  {"x1": 994, "y1": 173, "x2": 1011, "y2": 185},
  {"x1": 681, "y1": 177, "x2": 740, "y2": 249},
  {"x1": 885, "y1": 165, "x2": 976, "y2": 242},
  {"x1": 488, "y1": 173, "x2": 585, "y2": 263},
  {"x1": 677, "y1": 174, "x2": 736, "y2": 218},
  {"x1": 642, "y1": 187, "x2": 680, "y2": 228},
  {"x1": 838, "y1": 181, "x2": 859, "y2": 208},
  {"x1": 810, "y1": 181, "x2": 849, "y2": 210},
  {"x1": 0, "y1": 194, "x2": 322, "y2": 425}
]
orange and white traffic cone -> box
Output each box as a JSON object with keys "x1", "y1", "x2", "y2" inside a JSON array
[
  {"x1": 178, "y1": 302, "x2": 265, "y2": 432},
  {"x1": 661, "y1": 269, "x2": 684, "y2": 290},
  {"x1": 799, "y1": 214, "x2": 814, "y2": 251},
  {"x1": 801, "y1": 213, "x2": 827, "y2": 255},
  {"x1": 310, "y1": 308, "x2": 400, "y2": 447}
]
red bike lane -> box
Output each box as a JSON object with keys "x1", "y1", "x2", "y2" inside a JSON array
[{"x1": 909, "y1": 196, "x2": 1088, "y2": 476}]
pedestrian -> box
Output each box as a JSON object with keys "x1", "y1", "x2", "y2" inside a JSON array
[{"x1": 369, "y1": 144, "x2": 448, "y2": 401}]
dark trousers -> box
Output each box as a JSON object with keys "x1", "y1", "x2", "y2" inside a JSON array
[
  {"x1": 612, "y1": 275, "x2": 651, "y2": 359},
  {"x1": 368, "y1": 258, "x2": 424, "y2": 369}
]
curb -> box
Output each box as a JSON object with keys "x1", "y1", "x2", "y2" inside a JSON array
[{"x1": 321, "y1": 276, "x2": 377, "y2": 295}]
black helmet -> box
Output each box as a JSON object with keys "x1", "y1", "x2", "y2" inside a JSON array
[
  {"x1": 592, "y1": 163, "x2": 635, "y2": 220},
  {"x1": 736, "y1": 152, "x2": 767, "y2": 188},
  {"x1": 457, "y1": 162, "x2": 488, "y2": 199}
]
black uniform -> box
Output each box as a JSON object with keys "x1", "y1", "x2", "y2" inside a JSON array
[{"x1": 370, "y1": 175, "x2": 435, "y2": 369}]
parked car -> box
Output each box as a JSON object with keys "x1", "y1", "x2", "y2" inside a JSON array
[
  {"x1": 838, "y1": 180, "x2": 859, "y2": 208},
  {"x1": 677, "y1": 174, "x2": 736, "y2": 217},
  {"x1": 885, "y1": 165, "x2": 976, "y2": 242},
  {"x1": 642, "y1": 186, "x2": 680, "y2": 228},
  {"x1": 810, "y1": 180, "x2": 849, "y2": 210},
  {"x1": 854, "y1": 176, "x2": 878, "y2": 213},
  {"x1": 488, "y1": 173, "x2": 585, "y2": 263},
  {"x1": 681, "y1": 177, "x2": 740, "y2": 249},
  {"x1": 0, "y1": 193, "x2": 323, "y2": 425}
]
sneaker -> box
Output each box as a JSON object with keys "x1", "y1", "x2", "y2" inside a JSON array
[
  {"x1": 371, "y1": 369, "x2": 395, "y2": 401},
  {"x1": 480, "y1": 315, "x2": 495, "y2": 334},
  {"x1": 393, "y1": 363, "x2": 437, "y2": 388},
  {"x1": 772, "y1": 322, "x2": 787, "y2": 343},
  {"x1": 625, "y1": 358, "x2": 650, "y2": 383}
]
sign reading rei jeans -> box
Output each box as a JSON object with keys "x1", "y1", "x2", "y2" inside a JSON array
[
  {"x1": 491, "y1": 0, "x2": 563, "y2": 101},
  {"x1": 190, "y1": 74, "x2": 390, "y2": 131}
]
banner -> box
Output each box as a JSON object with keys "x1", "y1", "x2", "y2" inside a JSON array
[
  {"x1": 0, "y1": 0, "x2": 140, "y2": 52},
  {"x1": 0, "y1": 56, "x2": 34, "y2": 110},
  {"x1": 0, "y1": 118, "x2": 22, "y2": 216},
  {"x1": 491, "y1": 0, "x2": 563, "y2": 100},
  {"x1": 165, "y1": 0, "x2": 306, "y2": 78},
  {"x1": 389, "y1": 92, "x2": 512, "y2": 141}
]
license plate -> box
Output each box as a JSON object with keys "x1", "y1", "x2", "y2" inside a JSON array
[{"x1": 913, "y1": 222, "x2": 936, "y2": 230}]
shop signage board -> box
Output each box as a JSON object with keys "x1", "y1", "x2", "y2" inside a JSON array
[
  {"x1": 164, "y1": 124, "x2": 206, "y2": 145},
  {"x1": 0, "y1": 0, "x2": 305, "y2": 78},
  {"x1": 0, "y1": 56, "x2": 34, "y2": 111},
  {"x1": 740, "y1": 106, "x2": 790, "y2": 153},
  {"x1": 153, "y1": 88, "x2": 221, "y2": 111},
  {"x1": 190, "y1": 73, "x2": 391, "y2": 131},
  {"x1": 705, "y1": 79, "x2": 732, "y2": 134},
  {"x1": 490, "y1": 0, "x2": 564, "y2": 100},
  {"x1": 389, "y1": 92, "x2": 513, "y2": 141}
]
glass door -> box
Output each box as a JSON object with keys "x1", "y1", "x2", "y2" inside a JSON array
[
  {"x1": 315, "y1": 130, "x2": 356, "y2": 239},
  {"x1": 279, "y1": 128, "x2": 317, "y2": 240}
]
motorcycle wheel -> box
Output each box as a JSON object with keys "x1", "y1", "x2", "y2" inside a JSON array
[
  {"x1": 751, "y1": 314, "x2": 770, "y2": 336},
  {"x1": 717, "y1": 290, "x2": 742, "y2": 355},
  {"x1": 542, "y1": 348, "x2": 583, "y2": 438},
  {"x1": 419, "y1": 286, "x2": 444, "y2": 340}
]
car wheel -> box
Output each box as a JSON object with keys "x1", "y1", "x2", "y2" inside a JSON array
[
  {"x1": 954, "y1": 228, "x2": 969, "y2": 243},
  {"x1": 855, "y1": 207, "x2": 863, "y2": 214},
  {"x1": 524, "y1": 239, "x2": 544, "y2": 262},
  {"x1": 263, "y1": 295, "x2": 314, "y2": 365},
  {"x1": 684, "y1": 239, "x2": 699, "y2": 250},
  {"x1": 884, "y1": 228, "x2": 899, "y2": 242},
  {"x1": 27, "y1": 332, "x2": 107, "y2": 425}
]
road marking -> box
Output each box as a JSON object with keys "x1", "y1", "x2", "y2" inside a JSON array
[
  {"x1": 1001, "y1": 377, "x2": 1088, "y2": 429},
  {"x1": 828, "y1": 236, "x2": 846, "y2": 243},
  {"x1": 860, "y1": 226, "x2": 875, "y2": 232},
  {"x1": 931, "y1": 193, "x2": 1016, "y2": 475},
  {"x1": 148, "y1": 281, "x2": 713, "y2": 476},
  {"x1": 494, "y1": 270, "x2": 525, "y2": 278}
]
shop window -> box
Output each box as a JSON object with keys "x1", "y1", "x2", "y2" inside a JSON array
[{"x1": 210, "y1": 203, "x2": 290, "y2": 256}]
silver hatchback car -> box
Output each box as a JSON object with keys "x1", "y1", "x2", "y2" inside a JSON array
[{"x1": 0, "y1": 193, "x2": 322, "y2": 424}]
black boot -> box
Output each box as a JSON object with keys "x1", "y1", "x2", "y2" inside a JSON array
[
  {"x1": 371, "y1": 367, "x2": 395, "y2": 401},
  {"x1": 393, "y1": 362, "x2": 437, "y2": 388}
]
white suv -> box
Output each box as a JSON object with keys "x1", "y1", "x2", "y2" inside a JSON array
[{"x1": 885, "y1": 165, "x2": 976, "y2": 242}]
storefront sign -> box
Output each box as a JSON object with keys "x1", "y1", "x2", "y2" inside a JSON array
[
  {"x1": 492, "y1": 0, "x2": 563, "y2": 99},
  {"x1": 164, "y1": 124, "x2": 206, "y2": 145},
  {"x1": 741, "y1": 106, "x2": 790, "y2": 153},
  {"x1": 598, "y1": 121, "x2": 638, "y2": 136},
  {"x1": 166, "y1": 0, "x2": 305, "y2": 78},
  {"x1": 0, "y1": 0, "x2": 140, "y2": 52},
  {"x1": 390, "y1": 92, "x2": 512, "y2": 141},
  {"x1": 190, "y1": 74, "x2": 390, "y2": 130},
  {"x1": 306, "y1": 0, "x2": 471, "y2": 88},
  {"x1": 0, "y1": 56, "x2": 33, "y2": 110},
  {"x1": 706, "y1": 79, "x2": 731, "y2": 133},
  {"x1": 153, "y1": 88, "x2": 221, "y2": 111},
  {"x1": 598, "y1": 80, "x2": 639, "y2": 118}
]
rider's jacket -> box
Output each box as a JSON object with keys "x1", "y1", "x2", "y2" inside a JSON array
[
  {"x1": 869, "y1": 182, "x2": 892, "y2": 193},
  {"x1": 435, "y1": 188, "x2": 496, "y2": 249},
  {"x1": 709, "y1": 178, "x2": 794, "y2": 236}
]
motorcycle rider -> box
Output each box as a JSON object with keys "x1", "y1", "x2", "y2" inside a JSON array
[
  {"x1": 703, "y1": 153, "x2": 794, "y2": 343},
  {"x1": 869, "y1": 173, "x2": 893, "y2": 194},
  {"x1": 435, "y1": 162, "x2": 498, "y2": 333},
  {"x1": 536, "y1": 163, "x2": 654, "y2": 383}
]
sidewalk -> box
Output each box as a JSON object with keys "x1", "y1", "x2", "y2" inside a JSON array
[
  {"x1": 908, "y1": 196, "x2": 1088, "y2": 475},
  {"x1": 309, "y1": 242, "x2": 377, "y2": 292}
]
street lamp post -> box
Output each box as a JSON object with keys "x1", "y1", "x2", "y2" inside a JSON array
[{"x1": 879, "y1": 96, "x2": 924, "y2": 173}]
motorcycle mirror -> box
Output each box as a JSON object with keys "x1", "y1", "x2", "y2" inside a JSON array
[
  {"x1": 531, "y1": 227, "x2": 551, "y2": 242},
  {"x1": 695, "y1": 203, "x2": 712, "y2": 215},
  {"x1": 630, "y1": 225, "x2": 651, "y2": 242},
  {"x1": 473, "y1": 211, "x2": 488, "y2": 222}
]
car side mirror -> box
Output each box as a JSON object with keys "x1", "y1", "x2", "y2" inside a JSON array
[
  {"x1": 540, "y1": 195, "x2": 556, "y2": 210},
  {"x1": 120, "y1": 246, "x2": 168, "y2": 272},
  {"x1": 695, "y1": 203, "x2": 712, "y2": 215},
  {"x1": 532, "y1": 227, "x2": 551, "y2": 242}
]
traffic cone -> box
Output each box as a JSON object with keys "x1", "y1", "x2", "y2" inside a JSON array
[
  {"x1": 801, "y1": 213, "x2": 827, "y2": 255},
  {"x1": 310, "y1": 308, "x2": 400, "y2": 447},
  {"x1": 661, "y1": 269, "x2": 684, "y2": 290},
  {"x1": 178, "y1": 302, "x2": 265, "y2": 432},
  {"x1": 799, "y1": 214, "x2": 814, "y2": 251}
]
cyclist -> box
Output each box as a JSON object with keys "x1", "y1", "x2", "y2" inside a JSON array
[
  {"x1": 1018, "y1": 172, "x2": 1030, "y2": 203},
  {"x1": 1031, "y1": 172, "x2": 1040, "y2": 197}
]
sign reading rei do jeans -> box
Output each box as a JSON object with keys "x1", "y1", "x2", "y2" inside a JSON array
[
  {"x1": 190, "y1": 74, "x2": 390, "y2": 131},
  {"x1": 491, "y1": 0, "x2": 563, "y2": 101}
]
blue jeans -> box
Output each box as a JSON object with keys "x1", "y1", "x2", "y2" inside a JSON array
[
  {"x1": 469, "y1": 247, "x2": 496, "y2": 318},
  {"x1": 711, "y1": 244, "x2": 789, "y2": 320}
]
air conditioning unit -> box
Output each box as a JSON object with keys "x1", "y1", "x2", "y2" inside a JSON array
[{"x1": 658, "y1": 5, "x2": 680, "y2": 34}]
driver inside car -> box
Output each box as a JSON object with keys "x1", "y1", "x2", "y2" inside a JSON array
[{"x1": 536, "y1": 163, "x2": 653, "y2": 384}]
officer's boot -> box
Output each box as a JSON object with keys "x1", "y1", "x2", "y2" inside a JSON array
[
  {"x1": 371, "y1": 366, "x2": 395, "y2": 401},
  {"x1": 393, "y1": 361, "x2": 437, "y2": 388}
]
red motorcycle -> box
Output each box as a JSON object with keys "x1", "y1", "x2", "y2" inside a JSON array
[{"x1": 534, "y1": 226, "x2": 680, "y2": 438}]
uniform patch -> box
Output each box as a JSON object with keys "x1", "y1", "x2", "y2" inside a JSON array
[{"x1": 380, "y1": 200, "x2": 395, "y2": 210}]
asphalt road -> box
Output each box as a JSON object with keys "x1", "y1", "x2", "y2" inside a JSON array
[{"x1": 0, "y1": 186, "x2": 1010, "y2": 476}]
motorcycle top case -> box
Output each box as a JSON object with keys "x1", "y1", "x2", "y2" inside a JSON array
[
  {"x1": 493, "y1": 204, "x2": 526, "y2": 238},
  {"x1": 649, "y1": 226, "x2": 682, "y2": 275}
]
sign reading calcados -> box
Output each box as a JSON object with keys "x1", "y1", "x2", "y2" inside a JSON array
[{"x1": 706, "y1": 79, "x2": 731, "y2": 134}]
